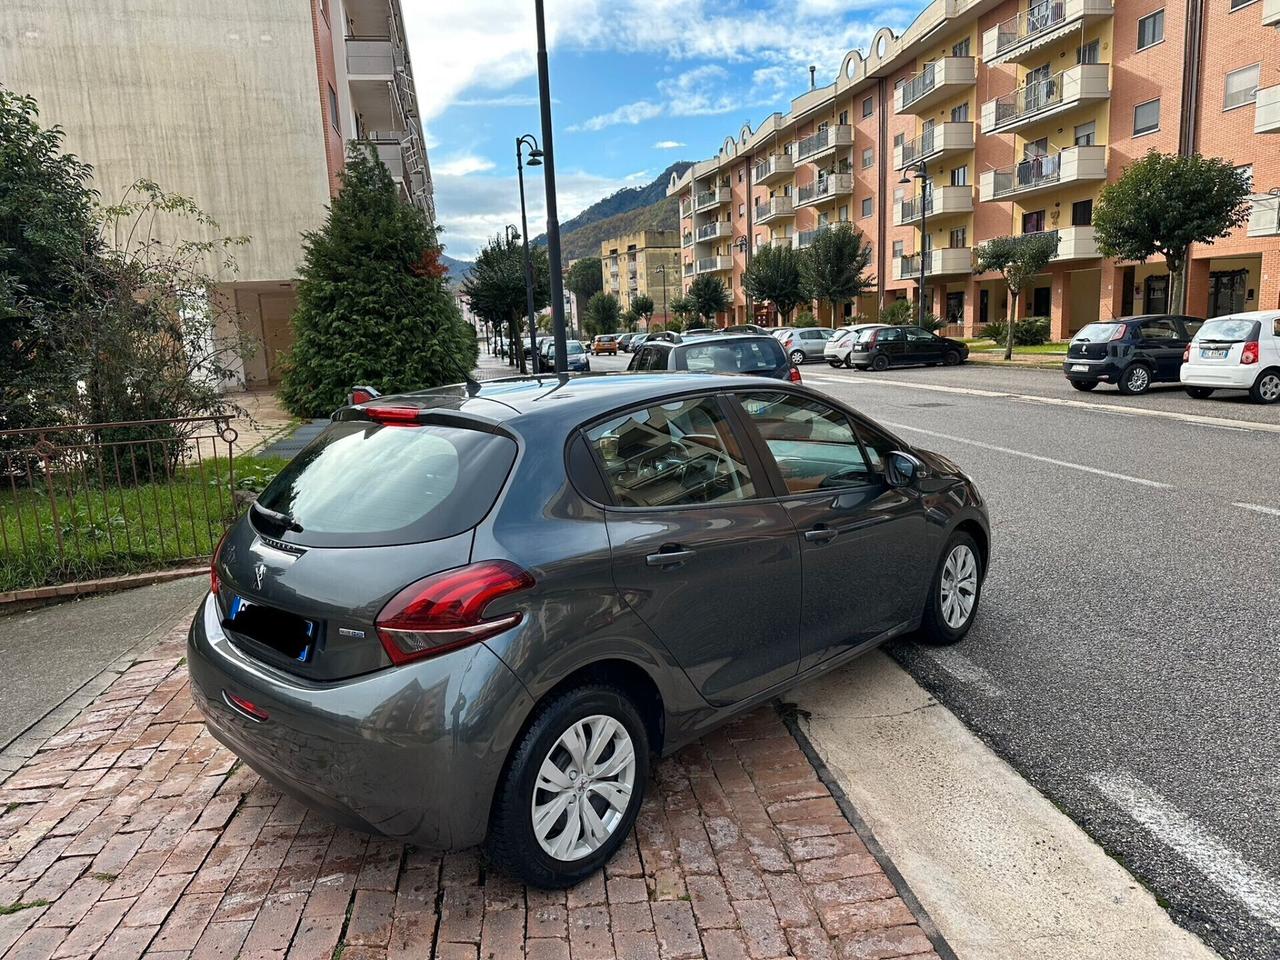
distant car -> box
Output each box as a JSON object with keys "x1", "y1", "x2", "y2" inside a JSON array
[
  {"x1": 618, "y1": 333, "x2": 639, "y2": 352},
  {"x1": 536, "y1": 339, "x2": 591, "y2": 372},
  {"x1": 724, "y1": 324, "x2": 768, "y2": 335},
  {"x1": 771, "y1": 327, "x2": 795, "y2": 342},
  {"x1": 778, "y1": 328, "x2": 834, "y2": 365},
  {"x1": 1063, "y1": 315, "x2": 1202, "y2": 395},
  {"x1": 825, "y1": 324, "x2": 885, "y2": 368},
  {"x1": 628, "y1": 334, "x2": 800, "y2": 382},
  {"x1": 682, "y1": 327, "x2": 715, "y2": 339},
  {"x1": 592, "y1": 335, "x2": 619, "y2": 355},
  {"x1": 848, "y1": 326, "x2": 968, "y2": 371},
  {"x1": 1180, "y1": 310, "x2": 1280, "y2": 404}
]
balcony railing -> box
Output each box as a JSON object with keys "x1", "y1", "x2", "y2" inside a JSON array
[
  {"x1": 754, "y1": 154, "x2": 795, "y2": 184},
  {"x1": 795, "y1": 220, "x2": 851, "y2": 249},
  {"x1": 897, "y1": 122, "x2": 974, "y2": 168},
  {"x1": 1255, "y1": 85, "x2": 1280, "y2": 135},
  {"x1": 694, "y1": 187, "x2": 730, "y2": 212},
  {"x1": 696, "y1": 255, "x2": 732, "y2": 274},
  {"x1": 683, "y1": 261, "x2": 695, "y2": 277},
  {"x1": 755, "y1": 197, "x2": 795, "y2": 223},
  {"x1": 681, "y1": 232, "x2": 694, "y2": 247},
  {"x1": 896, "y1": 247, "x2": 974, "y2": 279},
  {"x1": 696, "y1": 221, "x2": 731, "y2": 241},
  {"x1": 980, "y1": 144, "x2": 1107, "y2": 201},
  {"x1": 1265, "y1": 0, "x2": 1280, "y2": 26},
  {"x1": 796, "y1": 125, "x2": 853, "y2": 162},
  {"x1": 680, "y1": 198, "x2": 693, "y2": 218},
  {"x1": 984, "y1": 0, "x2": 1114, "y2": 64},
  {"x1": 796, "y1": 174, "x2": 853, "y2": 206},
  {"x1": 983, "y1": 64, "x2": 1110, "y2": 133},
  {"x1": 897, "y1": 58, "x2": 977, "y2": 113},
  {"x1": 1248, "y1": 193, "x2": 1280, "y2": 237}
]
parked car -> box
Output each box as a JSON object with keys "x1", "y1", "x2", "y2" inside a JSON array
[
  {"x1": 538, "y1": 339, "x2": 592, "y2": 372},
  {"x1": 825, "y1": 324, "x2": 885, "y2": 368},
  {"x1": 591, "y1": 335, "x2": 619, "y2": 355},
  {"x1": 192, "y1": 373, "x2": 988, "y2": 888},
  {"x1": 1063, "y1": 315, "x2": 1202, "y2": 395},
  {"x1": 628, "y1": 333, "x2": 800, "y2": 382},
  {"x1": 618, "y1": 333, "x2": 639, "y2": 352},
  {"x1": 682, "y1": 327, "x2": 715, "y2": 339},
  {"x1": 779, "y1": 327, "x2": 834, "y2": 365},
  {"x1": 1180, "y1": 310, "x2": 1280, "y2": 403},
  {"x1": 724, "y1": 324, "x2": 768, "y2": 335},
  {"x1": 770, "y1": 327, "x2": 795, "y2": 341},
  {"x1": 849, "y1": 326, "x2": 969, "y2": 370}
]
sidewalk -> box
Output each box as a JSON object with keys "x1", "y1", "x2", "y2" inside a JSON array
[{"x1": 0, "y1": 621, "x2": 949, "y2": 960}]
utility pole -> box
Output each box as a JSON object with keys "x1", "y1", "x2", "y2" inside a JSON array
[{"x1": 534, "y1": 0, "x2": 568, "y2": 373}]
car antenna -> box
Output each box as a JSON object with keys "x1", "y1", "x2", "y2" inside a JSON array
[{"x1": 464, "y1": 372, "x2": 482, "y2": 396}]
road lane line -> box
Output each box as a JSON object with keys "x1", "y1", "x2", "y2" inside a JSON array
[
  {"x1": 1233, "y1": 502, "x2": 1280, "y2": 517},
  {"x1": 880, "y1": 421, "x2": 1175, "y2": 489},
  {"x1": 1091, "y1": 771, "x2": 1280, "y2": 931},
  {"x1": 804, "y1": 373, "x2": 1280, "y2": 434}
]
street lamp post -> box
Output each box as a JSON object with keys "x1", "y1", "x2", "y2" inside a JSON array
[
  {"x1": 899, "y1": 160, "x2": 930, "y2": 327},
  {"x1": 534, "y1": 0, "x2": 569, "y2": 374},
  {"x1": 516, "y1": 134, "x2": 544, "y2": 373}
]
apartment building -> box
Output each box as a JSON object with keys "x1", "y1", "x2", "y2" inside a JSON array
[
  {"x1": 1, "y1": 0, "x2": 433, "y2": 385},
  {"x1": 669, "y1": 0, "x2": 1280, "y2": 336},
  {"x1": 600, "y1": 230, "x2": 683, "y2": 326}
]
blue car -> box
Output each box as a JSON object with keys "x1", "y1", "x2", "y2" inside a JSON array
[{"x1": 539, "y1": 339, "x2": 591, "y2": 372}]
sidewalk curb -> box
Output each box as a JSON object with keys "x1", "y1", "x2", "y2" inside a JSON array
[{"x1": 780, "y1": 702, "x2": 962, "y2": 960}]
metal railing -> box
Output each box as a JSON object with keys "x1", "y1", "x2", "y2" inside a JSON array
[
  {"x1": 1, "y1": 417, "x2": 240, "y2": 593},
  {"x1": 990, "y1": 152, "x2": 1063, "y2": 197},
  {"x1": 901, "y1": 127, "x2": 940, "y2": 165},
  {"x1": 993, "y1": 73, "x2": 1064, "y2": 126},
  {"x1": 994, "y1": 0, "x2": 1067, "y2": 55},
  {"x1": 899, "y1": 254, "x2": 924, "y2": 278},
  {"x1": 696, "y1": 221, "x2": 725, "y2": 240},
  {"x1": 900, "y1": 193, "x2": 934, "y2": 221},
  {"x1": 797, "y1": 174, "x2": 852, "y2": 204},
  {"x1": 901, "y1": 62, "x2": 941, "y2": 108}
]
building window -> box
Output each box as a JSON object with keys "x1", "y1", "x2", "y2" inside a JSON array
[
  {"x1": 951, "y1": 165, "x2": 969, "y2": 186},
  {"x1": 1022, "y1": 209, "x2": 1046, "y2": 233},
  {"x1": 951, "y1": 102, "x2": 969, "y2": 122},
  {"x1": 862, "y1": 147, "x2": 874, "y2": 168},
  {"x1": 1229, "y1": 0, "x2": 1257, "y2": 9},
  {"x1": 738, "y1": 203, "x2": 745, "y2": 217},
  {"x1": 1137, "y1": 10, "x2": 1164, "y2": 49},
  {"x1": 893, "y1": 188, "x2": 904, "y2": 203},
  {"x1": 894, "y1": 78, "x2": 906, "y2": 91},
  {"x1": 838, "y1": 204, "x2": 849, "y2": 221},
  {"x1": 952, "y1": 37, "x2": 971, "y2": 57},
  {"x1": 1133, "y1": 98, "x2": 1160, "y2": 135},
  {"x1": 1235, "y1": 164, "x2": 1253, "y2": 189},
  {"x1": 949, "y1": 227, "x2": 967, "y2": 248},
  {"x1": 893, "y1": 132, "x2": 905, "y2": 148},
  {"x1": 1077, "y1": 40, "x2": 1100, "y2": 64},
  {"x1": 327, "y1": 83, "x2": 340, "y2": 131},
  {"x1": 1074, "y1": 121, "x2": 1096, "y2": 146},
  {"x1": 862, "y1": 96, "x2": 874, "y2": 117},
  {"x1": 838, "y1": 110, "x2": 849, "y2": 125},
  {"x1": 861, "y1": 197, "x2": 873, "y2": 218},
  {"x1": 1072, "y1": 198, "x2": 1093, "y2": 226},
  {"x1": 893, "y1": 240, "x2": 904, "y2": 258},
  {"x1": 1224, "y1": 64, "x2": 1260, "y2": 110}
]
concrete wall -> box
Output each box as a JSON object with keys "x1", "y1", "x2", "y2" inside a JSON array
[{"x1": 0, "y1": 0, "x2": 332, "y2": 285}]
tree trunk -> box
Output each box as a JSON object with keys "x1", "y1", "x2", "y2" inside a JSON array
[
  {"x1": 1167, "y1": 251, "x2": 1187, "y2": 315},
  {"x1": 1004, "y1": 289, "x2": 1019, "y2": 361},
  {"x1": 830, "y1": 300, "x2": 838, "y2": 329},
  {"x1": 509, "y1": 311, "x2": 526, "y2": 374}
]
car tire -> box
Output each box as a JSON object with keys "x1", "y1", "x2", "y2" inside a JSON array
[
  {"x1": 870, "y1": 354, "x2": 890, "y2": 372},
  {"x1": 843, "y1": 355, "x2": 854, "y2": 369},
  {"x1": 488, "y1": 685, "x2": 649, "y2": 888},
  {"x1": 943, "y1": 350, "x2": 963, "y2": 366},
  {"x1": 827, "y1": 359, "x2": 842, "y2": 368},
  {"x1": 1070, "y1": 380, "x2": 1098, "y2": 392},
  {"x1": 789, "y1": 350, "x2": 806, "y2": 365},
  {"x1": 917, "y1": 530, "x2": 983, "y2": 646},
  {"x1": 1117, "y1": 364, "x2": 1152, "y2": 396},
  {"x1": 1184, "y1": 386, "x2": 1214, "y2": 399},
  {"x1": 1250, "y1": 368, "x2": 1280, "y2": 404}
]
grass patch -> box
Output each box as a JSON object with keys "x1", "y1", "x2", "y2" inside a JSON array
[
  {"x1": 0, "y1": 899, "x2": 50, "y2": 916},
  {"x1": 965, "y1": 338, "x2": 1068, "y2": 355},
  {"x1": 3, "y1": 803, "x2": 19, "y2": 816},
  {"x1": 0, "y1": 454, "x2": 288, "y2": 592},
  {"x1": 90, "y1": 872, "x2": 118, "y2": 883}
]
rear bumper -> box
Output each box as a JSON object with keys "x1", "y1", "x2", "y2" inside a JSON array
[
  {"x1": 1062, "y1": 358, "x2": 1118, "y2": 381},
  {"x1": 1180, "y1": 363, "x2": 1256, "y2": 389},
  {"x1": 187, "y1": 593, "x2": 533, "y2": 849}
]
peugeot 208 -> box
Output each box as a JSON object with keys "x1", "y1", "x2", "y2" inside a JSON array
[{"x1": 189, "y1": 374, "x2": 989, "y2": 887}]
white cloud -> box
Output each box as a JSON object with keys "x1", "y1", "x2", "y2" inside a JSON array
[
  {"x1": 568, "y1": 100, "x2": 663, "y2": 133},
  {"x1": 453, "y1": 93, "x2": 543, "y2": 108},
  {"x1": 653, "y1": 140, "x2": 687, "y2": 149},
  {"x1": 431, "y1": 153, "x2": 497, "y2": 177}
]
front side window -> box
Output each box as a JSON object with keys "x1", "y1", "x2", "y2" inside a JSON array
[
  {"x1": 904, "y1": 327, "x2": 936, "y2": 342},
  {"x1": 586, "y1": 396, "x2": 756, "y2": 508},
  {"x1": 1137, "y1": 9, "x2": 1164, "y2": 49},
  {"x1": 737, "y1": 393, "x2": 874, "y2": 493},
  {"x1": 1134, "y1": 98, "x2": 1161, "y2": 135}
]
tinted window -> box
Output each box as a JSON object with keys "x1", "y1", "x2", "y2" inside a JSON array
[
  {"x1": 1073, "y1": 323, "x2": 1124, "y2": 342},
  {"x1": 256, "y1": 421, "x2": 516, "y2": 547},
  {"x1": 586, "y1": 397, "x2": 756, "y2": 507},
  {"x1": 877, "y1": 328, "x2": 905, "y2": 343},
  {"x1": 1138, "y1": 318, "x2": 1179, "y2": 340},
  {"x1": 677, "y1": 338, "x2": 785, "y2": 374},
  {"x1": 1183, "y1": 319, "x2": 1204, "y2": 338},
  {"x1": 853, "y1": 327, "x2": 882, "y2": 343},
  {"x1": 904, "y1": 327, "x2": 935, "y2": 342},
  {"x1": 1195, "y1": 318, "x2": 1260, "y2": 342},
  {"x1": 853, "y1": 419, "x2": 898, "y2": 474},
  {"x1": 738, "y1": 393, "x2": 874, "y2": 493},
  {"x1": 566, "y1": 341, "x2": 585, "y2": 354}
]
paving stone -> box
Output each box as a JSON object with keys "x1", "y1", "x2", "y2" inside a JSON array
[{"x1": 651, "y1": 900, "x2": 702, "y2": 959}]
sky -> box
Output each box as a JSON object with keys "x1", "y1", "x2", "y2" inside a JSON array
[{"x1": 405, "y1": 0, "x2": 922, "y2": 261}]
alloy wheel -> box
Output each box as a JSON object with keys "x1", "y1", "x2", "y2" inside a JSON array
[
  {"x1": 1126, "y1": 366, "x2": 1150, "y2": 393},
  {"x1": 939, "y1": 544, "x2": 978, "y2": 630},
  {"x1": 531, "y1": 715, "x2": 636, "y2": 862}
]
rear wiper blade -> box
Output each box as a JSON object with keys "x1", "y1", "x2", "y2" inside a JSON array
[{"x1": 251, "y1": 501, "x2": 303, "y2": 533}]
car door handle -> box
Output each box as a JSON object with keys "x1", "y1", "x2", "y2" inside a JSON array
[
  {"x1": 645, "y1": 548, "x2": 697, "y2": 567},
  {"x1": 804, "y1": 527, "x2": 839, "y2": 544}
]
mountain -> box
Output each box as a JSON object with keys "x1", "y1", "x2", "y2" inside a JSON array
[
  {"x1": 440, "y1": 253, "x2": 472, "y2": 284},
  {"x1": 555, "y1": 194, "x2": 682, "y2": 261},
  {"x1": 533, "y1": 161, "x2": 692, "y2": 256}
]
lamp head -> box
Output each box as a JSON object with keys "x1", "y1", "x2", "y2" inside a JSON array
[
  {"x1": 898, "y1": 175, "x2": 911, "y2": 185},
  {"x1": 526, "y1": 154, "x2": 543, "y2": 167}
]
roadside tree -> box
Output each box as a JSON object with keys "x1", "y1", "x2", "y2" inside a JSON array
[
  {"x1": 687, "y1": 274, "x2": 730, "y2": 324},
  {"x1": 583, "y1": 291, "x2": 621, "y2": 337},
  {"x1": 742, "y1": 243, "x2": 805, "y2": 324},
  {"x1": 799, "y1": 224, "x2": 874, "y2": 328},
  {"x1": 975, "y1": 233, "x2": 1060, "y2": 360}
]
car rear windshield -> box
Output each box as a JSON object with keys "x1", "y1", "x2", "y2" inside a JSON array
[
  {"x1": 566, "y1": 341, "x2": 585, "y2": 355},
  {"x1": 253, "y1": 420, "x2": 516, "y2": 547},
  {"x1": 1195, "y1": 318, "x2": 1260, "y2": 343},
  {"x1": 830, "y1": 330, "x2": 851, "y2": 343},
  {"x1": 852, "y1": 327, "x2": 881, "y2": 342},
  {"x1": 1073, "y1": 323, "x2": 1124, "y2": 342},
  {"x1": 677, "y1": 338, "x2": 786, "y2": 374}
]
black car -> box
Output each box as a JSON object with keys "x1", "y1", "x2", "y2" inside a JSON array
[
  {"x1": 1063, "y1": 315, "x2": 1203, "y2": 395},
  {"x1": 628, "y1": 334, "x2": 800, "y2": 382},
  {"x1": 724, "y1": 324, "x2": 768, "y2": 335},
  {"x1": 849, "y1": 326, "x2": 969, "y2": 371}
]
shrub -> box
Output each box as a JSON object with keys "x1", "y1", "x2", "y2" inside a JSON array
[
  {"x1": 879, "y1": 299, "x2": 914, "y2": 325},
  {"x1": 984, "y1": 316, "x2": 1050, "y2": 346},
  {"x1": 793, "y1": 311, "x2": 818, "y2": 327}
]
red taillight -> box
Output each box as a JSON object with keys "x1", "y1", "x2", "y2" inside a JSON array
[
  {"x1": 351, "y1": 388, "x2": 374, "y2": 404},
  {"x1": 375, "y1": 561, "x2": 535, "y2": 665},
  {"x1": 788, "y1": 365, "x2": 802, "y2": 383},
  {"x1": 868, "y1": 330, "x2": 880, "y2": 345},
  {"x1": 1241, "y1": 341, "x2": 1259, "y2": 365},
  {"x1": 224, "y1": 691, "x2": 269, "y2": 722},
  {"x1": 1183, "y1": 343, "x2": 1191, "y2": 363},
  {"x1": 783, "y1": 337, "x2": 794, "y2": 348},
  {"x1": 1110, "y1": 324, "x2": 1128, "y2": 341},
  {"x1": 364, "y1": 406, "x2": 421, "y2": 425},
  {"x1": 211, "y1": 527, "x2": 230, "y2": 595}
]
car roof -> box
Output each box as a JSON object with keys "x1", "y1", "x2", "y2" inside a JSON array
[{"x1": 1206, "y1": 310, "x2": 1280, "y2": 320}]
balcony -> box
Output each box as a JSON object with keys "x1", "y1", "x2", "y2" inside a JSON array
[
  {"x1": 693, "y1": 187, "x2": 731, "y2": 213},
  {"x1": 895, "y1": 247, "x2": 974, "y2": 280},
  {"x1": 981, "y1": 64, "x2": 1110, "y2": 135},
  {"x1": 796, "y1": 125, "x2": 854, "y2": 164},
  {"x1": 796, "y1": 174, "x2": 854, "y2": 208},
  {"x1": 894, "y1": 122, "x2": 975, "y2": 170},
  {"x1": 895, "y1": 58, "x2": 977, "y2": 115},
  {"x1": 754, "y1": 154, "x2": 795, "y2": 185},
  {"x1": 795, "y1": 220, "x2": 851, "y2": 249},
  {"x1": 683, "y1": 261, "x2": 695, "y2": 277},
  {"x1": 894, "y1": 185, "x2": 974, "y2": 227},
  {"x1": 1265, "y1": 0, "x2": 1280, "y2": 26},
  {"x1": 1255, "y1": 85, "x2": 1280, "y2": 134},
  {"x1": 680, "y1": 198, "x2": 693, "y2": 218},
  {"x1": 982, "y1": 0, "x2": 1115, "y2": 66},
  {"x1": 1044, "y1": 226, "x2": 1101, "y2": 260},
  {"x1": 696, "y1": 221, "x2": 732, "y2": 242},
  {"x1": 346, "y1": 36, "x2": 407, "y2": 130},
  {"x1": 681, "y1": 232, "x2": 694, "y2": 248},
  {"x1": 696, "y1": 255, "x2": 733, "y2": 274},
  {"x1": 979, "y1": 144, "x2": 1108, "y2": 201},
  {"x1": 369, "y1": 138, "x2": 408, "y2": 184},
  {"x1": 1248, "y1": 194, "x2": 1280, "y2": 237},
  {"x1": 755, "y1": 197, "x2": 795, "y2": 224}
]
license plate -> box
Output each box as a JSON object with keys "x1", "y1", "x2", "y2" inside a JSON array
[
  {"x1": 1201, "y1": 348, "x2": 1228, "y2": 359},
  {"x1": 1071, "y1": 364, "x2": 1089, "y2": 372},
  {"x1": 227, "y1": 596, "x2": 317, "y2": 663}
]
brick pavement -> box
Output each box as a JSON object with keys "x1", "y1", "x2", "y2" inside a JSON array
[{"x1": 0, "y1": 624, "x2": 946, "y2": 960}]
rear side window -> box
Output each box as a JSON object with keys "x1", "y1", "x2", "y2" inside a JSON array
[
  {"x1": 1138, "y1": 318, "x2": 1179, "y2": 340},
  {"x1": 678, "y1": 338, "x2": 785, "y2": 374},
  {"x1": 255, "y1": 421, "x2": 516, "y2": 547}
]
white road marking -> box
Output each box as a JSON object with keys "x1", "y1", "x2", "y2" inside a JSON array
[
  {"x1": 880, "y1": 421, "x2": 1175, "y2": 489},
  {"x1": 927, "y1": 649, "x2": 1005, "y2": 698},
  {"x1": 1233, "y1": 501, "x2": 1280, "y2": 518},
  {"x1": 1091, "y1": 771, "x2": 1280, "y2": 931}
]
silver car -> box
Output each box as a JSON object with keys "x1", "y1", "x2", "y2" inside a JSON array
[{"x1": 779, "y1": 327, "x2": 834, "y2": 364}]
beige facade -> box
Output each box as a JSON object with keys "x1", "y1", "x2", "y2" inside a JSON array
[
  {"x1": 600, "y1": 230, "x2": 683, "y2": 327},
  {"x1": 0, "y1": 0, "x2": 432, "y2": 385}
]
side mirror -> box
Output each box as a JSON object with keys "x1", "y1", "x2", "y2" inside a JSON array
[{"x1": 886, "y1": 451, "x2": 925, "y2": 487}]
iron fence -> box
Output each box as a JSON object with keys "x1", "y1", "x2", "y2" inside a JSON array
[{"x1": 0, "y1": 416, "x2": 239, "y2": 594}]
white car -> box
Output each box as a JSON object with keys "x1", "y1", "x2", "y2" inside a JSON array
[
  {"x1": 1180, "y1": 310, "x2": 1280, "y2": 404},
  {"x1": 824, "y1": 324, "x2": 885, "y2": 367}
]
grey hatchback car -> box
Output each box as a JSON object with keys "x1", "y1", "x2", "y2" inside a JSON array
[{"x1": 190, "y1": 374, "x2": 989, "y2": 887}]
